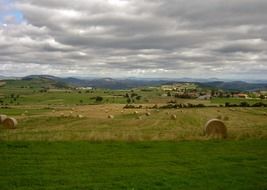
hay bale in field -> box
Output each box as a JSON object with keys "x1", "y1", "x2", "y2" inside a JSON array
[
  {"x1": 69, "y1": 111, "x2": 74, "y2": 117},
  {"x1": 134, "y1": 111, "x2": 139, "y2": 114},
  {"x1": 146, "y1": 112, "x2": 151, "y2": 116},
  {"x1": 204, "y1": 119, "x2": 227, "y2": 139},
  {"x1": 223, "y1": 116, "x2": 229, "y2": 121},
  {"x1": 171, "y1": 114, "x2": 177, "y2": 120},
  {"x1": 108, "y1": 115, "x2": 114, "y2": 119},
  {"x1": 2, "y1": 117, "x2": 17, "y2": 129},
  {"x1": 77, "y1": 114, "x2": 84, "y2": 119},
  {"x1": 0, "y1": 115, "x2": 7, "y2": 124}
]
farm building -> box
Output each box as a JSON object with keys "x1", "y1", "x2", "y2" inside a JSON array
[
  {"x1": 234, "y1": 93, "x2": 249, "y2": 99},
  {"x1": 198, "y1": 95, "x2": 212, "y2": 100}
]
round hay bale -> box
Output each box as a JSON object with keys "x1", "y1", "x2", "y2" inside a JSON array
[
  {"x1": 204, "y1": 119, "x2": 227, "y2": 139},
  {"x1": 2, "y1": 117, "x2": 17, "y2": 129},
  {"x1": 77, "y1": 114, "x2": 84, "y2": 119},
  {"x1": 171, "y1": 114, "x2": 177, "y2": 120},
  {"x1": 0, "y1": 115, "x2": 7, "y2": 124},
  {"x1": 134, "y1": 111, "x2": 139, "y2": 114},
  {"x1": 108, "y1": 115, "x2": 114, "y2": 119},
  {"x1": 146, "y1": 112, "x2": 151, "y2": 116}
]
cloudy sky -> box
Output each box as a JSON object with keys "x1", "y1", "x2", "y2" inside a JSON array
[{"x1": 0, "y1": 0, "x2": 267, "y2": 79}]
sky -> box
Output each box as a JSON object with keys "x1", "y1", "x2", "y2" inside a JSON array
[{"x1": 0, "y1": 0, "x2": 267, "y2": 79}]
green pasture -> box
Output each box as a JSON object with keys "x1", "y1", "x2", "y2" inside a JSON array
[{"x1": 0, "y1": 140, "x2": 266, "y2": 190}]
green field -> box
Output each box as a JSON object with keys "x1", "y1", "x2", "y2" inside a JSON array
[
  {"x1": 211, "y1": 98, "x2": 267, "y2": 105},
  {"x1": 1, "y1": 140, "x2": 267, "y2": 190},
  {"x1": 1, "y1": 79, "x2": 267, "y2": 189}
]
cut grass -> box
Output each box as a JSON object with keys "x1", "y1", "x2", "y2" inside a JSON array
[
  {"x1": 0, "y1": 140, "x2": 266, "y2": 190},
  {"x1": 1, "y1": 106, "x2": 267, "y2": 141}
]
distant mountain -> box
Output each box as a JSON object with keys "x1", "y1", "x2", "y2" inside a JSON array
[
  {"x1": 122, "y1": 77, "x2": 222, "y2": 83},
  {"x1": 0, "y1": 75, "x2": 20, "y2": 80},
  {"x1": 247, "y1": 80, "x2": 267, "y2": 84},
  {"x1": 22, "y1": 75, "x2": 61, "y2": 81},
  {"x1": 66, "y1": 78, "x2": 170, "y2": 89},
  {"x1": 22, "y1": 75, "x2": 69, "y2": 88},
  {"x1": 20, "y1": 75, "x2": 168, "y2": 89},
  {"x1": 9, "y1": 75, "x2": 267, "y2": 91},
  {"x1": 61, "y1": 77, "x2": 89, "y2": 86},
  {"x1": 172, "y1": 77, "x2": 221, "y2": 83},
  {"x1": 199, "y1": 81, "x2": 267, "y2": 91}
]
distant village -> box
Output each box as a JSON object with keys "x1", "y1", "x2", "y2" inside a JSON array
[{"x1": 160, "y1": 83, "x2": 267, "y2": 100}]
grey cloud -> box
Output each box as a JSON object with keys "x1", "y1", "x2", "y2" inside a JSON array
[
  {"x1": 214, "y1": 39, "x2": 266, "y2": 53},
  {"x1": 0, "y1": 0, "x2": 266, "y2": 79}
]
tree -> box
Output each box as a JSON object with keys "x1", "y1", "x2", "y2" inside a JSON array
[
  {"x1": 211, "y1": 90, "x2": 215, "y2": 97},
  {"x1": 260, "y1": 94, "x2": 265, "y2": 99},
  {"x1": 127, "y1": 98, "x2": 131, "y2": 104},
  {"x1": 136, "y1": 95, "x2": 142, "y2": 100},
  {"x1": 95, "y1": 96, "x2": 103, "y2": 102}
]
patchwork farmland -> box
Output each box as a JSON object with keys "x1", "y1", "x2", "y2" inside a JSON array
[{"x1": 0, "y1": 77, "x2": 267, "y2": 189}]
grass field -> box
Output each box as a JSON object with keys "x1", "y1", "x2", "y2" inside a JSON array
[
  {"x1": 1, "y1": 140, "x2": 267, "y2": 190},
  {"x1": 0, "y1": 105, "x2": 267, "y2": 141},
  {"x1": 211, "y1": 98, "x2": 267, "y2": 105},
  {"x1": 1, "y1": 80, "x2": 267, "y2": 189}
]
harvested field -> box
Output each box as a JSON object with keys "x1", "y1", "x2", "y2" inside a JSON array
[{"x1": 0, "y1": 106, "x2": 266, "y2": 141}]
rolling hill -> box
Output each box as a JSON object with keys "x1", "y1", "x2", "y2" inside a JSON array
[
  {"x1": 199, "y1": 81, "x2": 267, "y2": 91},
  {"x1": 1, "y1": 75, "x2": 267, "y2": 91}
]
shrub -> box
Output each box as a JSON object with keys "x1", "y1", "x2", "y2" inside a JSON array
[
  {"x1": 136, "y1": 96, "x2": 142, "y2": 100},
  {"x1": 124, "y1": 104, "x2": 134, "y2": 109},
  {"x1": 95, "y1": 96, "x2": 103, "y2": 102},
  {"x1": 252, "y1": 102, "x2": 267, "y2": 107},
  {"x1": 240, "y1": 102, "x2": 250, "y2": 107}
]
